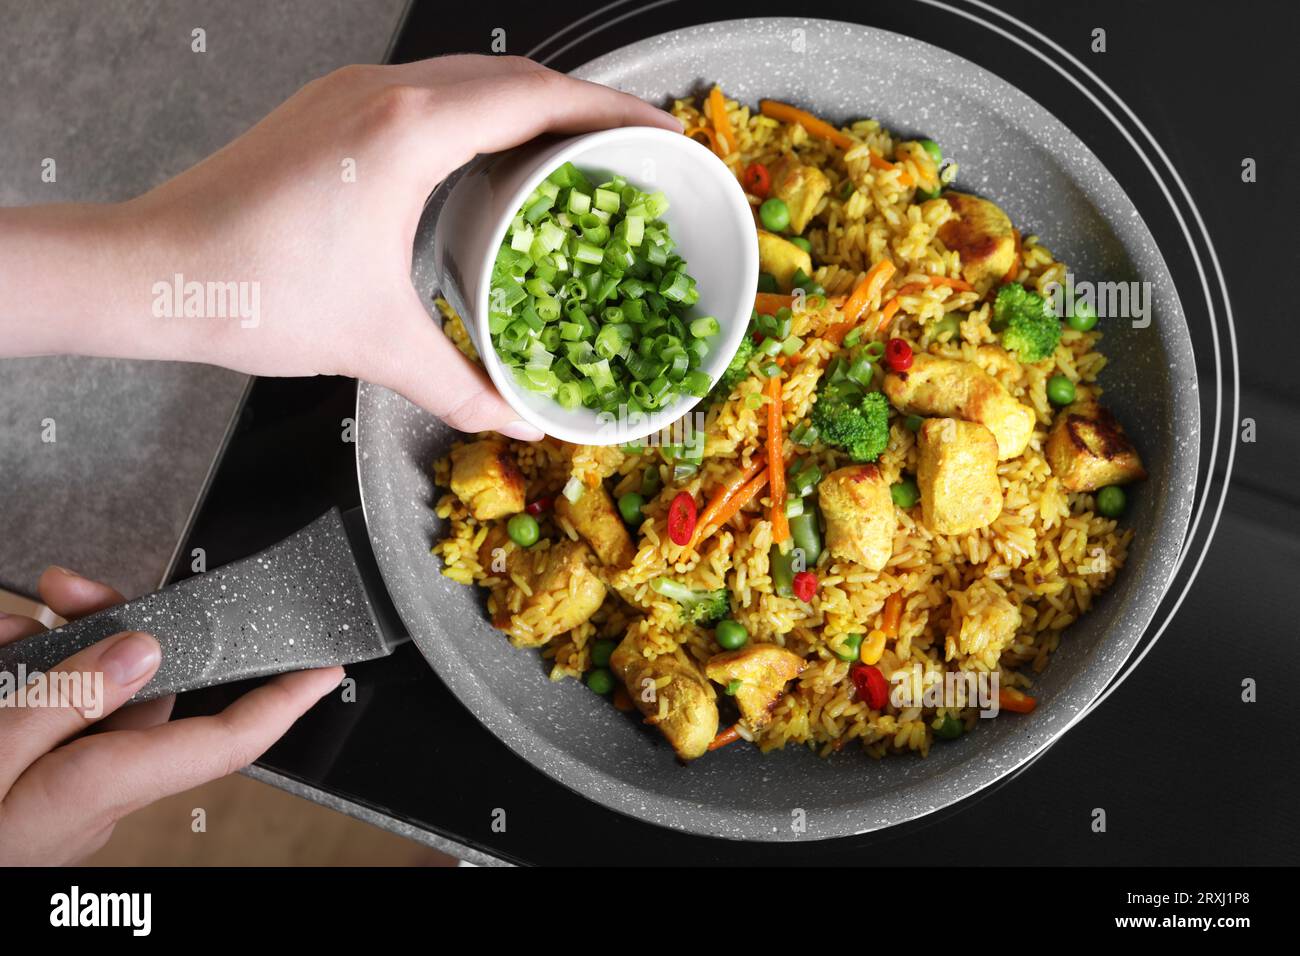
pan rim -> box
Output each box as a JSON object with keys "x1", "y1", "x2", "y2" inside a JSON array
[{"x1": 359, "y1": 16, "x2": 1201, "y2": 842}]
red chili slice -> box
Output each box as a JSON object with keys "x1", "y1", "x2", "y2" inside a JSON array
[
  {"x1": 792, "y1": 570, "x2": 818, "y2": 603},
  {"x1": 884, "y1": 337, "x2": 914, "y2": 372},
  {"x1": 525, "y1": 496, "x2": 553, "y2": 516},
  {"x1": 850, "y1": 663, "x2": 890, "y2": 710},
  {"x1": 742, "y1": 162, "x2": 771, "y2": 198},
  {"x1": 667, "y1": 491, "x2": 697, "y2": 546}
]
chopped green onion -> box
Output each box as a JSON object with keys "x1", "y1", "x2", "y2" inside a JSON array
[{"x1": 689, "y1": 316, "x2": 720, "y2": 338}]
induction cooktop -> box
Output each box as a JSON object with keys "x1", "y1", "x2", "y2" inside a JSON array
[{"x1": 168, "y1": 0, "x2": 1292, "y2": 865}]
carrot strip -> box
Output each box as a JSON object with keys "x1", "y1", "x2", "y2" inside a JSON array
[
  {"x1": 766, "y1": 375, "x2": 789, "y2": 544},
  {"x1": 842, "y1": 260, "x2": 897, "y2": 324},
  {"x1": 692, "y1": 455, "x2": 767, "y2": 546},
  {"x1": 825, "y1": 259, "x2": 898, "y2": 344},
  {"x1": 999, "y1": 687, "x2": 1038, "y2": 714},
  {"x1": 757, "y1": 100, "x2": 914, "y2": 185},
  {"x1": 695, "y1": 467, "x2": 770, "y2": 547},
  {"x1": 881, "y1": 592, "x2": 904, "y2": 638},
  {"x1": 759, "y1": 99, "x2": 856, "y2": 151},
  {"x1": 867, "y1": 151, "x2": 916, "y2": 187},
  {"x1": 708, "y1": 86, "x2": 739, "y2": 159},
  {"x1": 756, "y1": 292, "x2": 845, "y2": 314},
  {"x1": 874, "y1": 297, "x2": 904, "y2": 335},
  {"x1": 683, "y1": 124, "x2": 722, "y2": 157},
  {"x1": 755, "y1": 292, "x2": 795, "y2": 314},
  {"x1": 709, "y1": 724, "x2": 743, "y2": 751},
  {"x1": 1001, "y1": 228, "x2": 1023, "y2": 285},
  {"x1": 872, "y1": 278, "x2": 974, "y2": 335}
]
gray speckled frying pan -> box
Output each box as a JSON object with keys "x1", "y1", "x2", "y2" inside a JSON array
[
  {"x1": 364, "y1": 18, "x2": 1197, "y2": 841},
  {"x1": 1, "y1": 18, "x2": 1197, "y2": 842}
]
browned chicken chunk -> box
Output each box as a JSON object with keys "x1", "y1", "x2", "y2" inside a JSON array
[
  {"x1": 770, "y1": 157, "x2": 831, "y2": 234},
  {"x1": 1044, "y1": 400, "x2": 1147, "y2": 492},
  {"x1": 883, "y1": 352, "x2": 1036, "y2": 460},
  {"x1": 917, "y1": 418, "x2": 1003, "y2": 535},
  {"x1": 818, "y1": 464, "x2": 895, "y2": 571},
  {"x1": 705, "y1": 644, "x2": 805, "y2": 733},
  {"x1": 757, "y1": 229, "x2": 812, "y2": 291},
  {"x1": 556, "y1": 483, "x2": 636, "y2": 567},
  {"x1": 487, "y1": 539, "x2": 606, "y2": 648},
  {"x1": 449, "y1": 437, "x2": 526, "y2": 520},
  {"x1": 936, "y1": 192, "x2": 1018, "y2": 293},
  {"x1": 611, "y1": 631, "x2": 718, "y2": 761}
]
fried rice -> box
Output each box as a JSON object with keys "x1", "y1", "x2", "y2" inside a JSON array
[{"x1": 429, "y1": 89, "x2": 1134, "y2": 761}]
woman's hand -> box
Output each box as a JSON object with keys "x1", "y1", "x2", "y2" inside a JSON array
[
  {"x1": 0, "y1": 55, "x2": 680, "y2": 439},
  {"x1": 0, "y1": 567, "x2": 342, "y2": 865}
]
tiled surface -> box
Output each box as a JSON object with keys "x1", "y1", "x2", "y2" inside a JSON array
[{"x1": 0, "y1": 0, "x2": 407, "y2": 600}]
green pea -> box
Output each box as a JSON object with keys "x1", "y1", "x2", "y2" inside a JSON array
[
  {"x1": 905, "y1": 414, "x2": 925, "y2": 433},
  {"x1": 507, "y1": 512, "x2": 539, "y2": 547},
  {"x1": 919, "y1": 138, "x2": 943, "y2": 164},
  {"x1": 934, "y1": 712, "x2": 964, "y2": 740},
  {"x1": 715, "y1": 619, "x2": 749, "y2": 650},
  {"x1": 1096, "y1": 485, "x2": 1127, "y2": 518},
  {"x1": 891, "y1": 478, "x2": 920, "y2": 509},
  {"x1": 1068, "y1": 299, "x2": 1098, "y2": 332},
  {"x1": 585, "y1": 668, "x2": 614, "y2": 695},
  {"x1": 725, "y1": 679, "x2": 742, "y2": 696},
  {"x1": 756, "y1": 271, "x2": 779, "y2": 294},
  {"x1": 1046, "y1": 374, "x2": 1076, "y2": 406},
  {"x1": 591, "y1": 638, "x2": 617, "y2": 669},
  {"x1": 934, "y1": 312, "x2": 962, "y2": 340},
  {"x1": 617, "y1": 491, "x2": 645, "y2": 526},
  {"x1": 834, "y1": 633, "x2": 864, "y2": 662},
  {"x1": 759, "y1": 197, "x2": 790, "y2": 232},
  {"x1": 788, "y1": 236, "x2": 812, "y2": 254}
]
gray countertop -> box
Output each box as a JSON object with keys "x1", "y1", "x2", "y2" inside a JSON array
[{"x1": 0, "y1": 0, "x2": 408, "y2": 599}]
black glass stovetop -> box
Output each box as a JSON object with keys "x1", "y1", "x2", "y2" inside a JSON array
[{"x1": 170, "y1": 0, "x2": 1299, "y2": 864}]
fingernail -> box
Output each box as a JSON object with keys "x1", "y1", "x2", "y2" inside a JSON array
[
  {"x1": 499, "y1": 420, "x2": 545, "y2": 441},
  {"x1": 50, "y1": 565, "x2": 80, "y2": 578},
  {"x1": 99, "y1": 632, "x2": 161, "y2": 685}
]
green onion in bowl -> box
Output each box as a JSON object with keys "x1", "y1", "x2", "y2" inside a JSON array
[{"x1": 488, "y1": 162, "x2": 719, "y2": 415}]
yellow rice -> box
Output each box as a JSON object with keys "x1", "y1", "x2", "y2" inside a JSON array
[{"x1": 429, "y1": 91, "x2": 1132, "y2": 760}]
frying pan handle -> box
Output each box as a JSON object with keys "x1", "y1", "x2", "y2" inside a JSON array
[{"x1": 0, "y1": 508, "x2": 402, "y2": 702}]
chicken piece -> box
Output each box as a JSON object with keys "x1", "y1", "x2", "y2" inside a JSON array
[
  {"x1": 705, "y1": 644, "x2": 805, "y2": 733},
  {"x1": 948, "y1": 579, "x2": 1021, "y2": 662},
  {"x1": 936, "y1": 192, "x2": 1018, "y2": 293},
  {"x1": 883, "y1": 352, "x2": 1035, "y2": 460},
  {"x1": 489, "y1": 539, "x2": 606, "y2": 648},
  {"x1": 916, "y1": 419, "x2": 1003, "y2": 535},
  {"x1": 555, "y1": 483, "x2": 635, "y2": 567},
  {"x1": 476, "y1": 524, "x2": 521, "y2": 578},
  {"x1": 757, "y1": 229, "x2": 813, "y2": 291},
  {"x1": 611, "y1": 631, "x2": 718, "y2": 761},
  {"x1": 449, "y1": 437, "x2": 526, "y2": 521},
  {"x1": 770, "y1": 157, "x2": 831, "y2": 234},
  {"x1": 818, "y1": 464, "x2": 895, "y2": 571},
  {"x1": 1044, "y1": 400, "x2": 1147, "y2": 492}
]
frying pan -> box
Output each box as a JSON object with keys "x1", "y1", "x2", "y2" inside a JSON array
[{"x1": 0, "y1": 19, "x2": 1198, "y2": 842}]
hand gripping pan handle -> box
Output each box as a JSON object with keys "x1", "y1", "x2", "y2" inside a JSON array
[{"x1": 0, "y1": 508, "x2": 407, "y2": 702}]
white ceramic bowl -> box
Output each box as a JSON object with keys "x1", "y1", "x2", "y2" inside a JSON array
[{"x1": 430, "y1": 126, "x2": 757, "y2": 445}]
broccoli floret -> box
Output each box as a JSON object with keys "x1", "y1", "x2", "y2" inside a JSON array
[
  {"x1": 993, "y1": 282, "x2": 1062, "y2": 363},
  {"x1": 709, "y1": 335, "x2": 757, "y2": 402},
  {"x1": 650, "y1": 577, "x2": 731, "y2": 627},
  {"x1": 811, "y1": 385, "x2": 891, "y2": 463}
]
